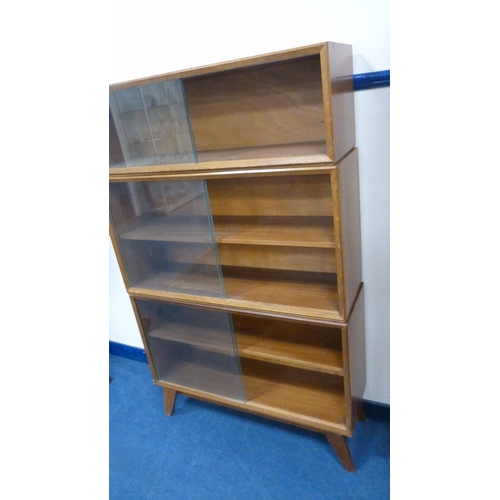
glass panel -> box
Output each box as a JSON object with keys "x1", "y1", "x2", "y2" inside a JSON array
[
  {"x1": 136, "y1": 300, "x2": 246, "y2": 402},
  {"x1": 109, "y1": 79, "x2": 197, "y2": 168},
  {"x1": 109, "y1": 179, "x2": 225, "y2": 298}
]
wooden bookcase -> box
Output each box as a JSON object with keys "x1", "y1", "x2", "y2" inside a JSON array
[{"x1": 109, "y1": 42, "x2": 366, "y2": 472}]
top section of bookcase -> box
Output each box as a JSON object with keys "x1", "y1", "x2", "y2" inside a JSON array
[{"x1": 109, "y1": 42, "x2": 355, "y2": 173}]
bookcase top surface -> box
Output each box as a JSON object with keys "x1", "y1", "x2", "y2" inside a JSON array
[{"x1": 109, "y1": 41, "x2": 349, "y2": 91}]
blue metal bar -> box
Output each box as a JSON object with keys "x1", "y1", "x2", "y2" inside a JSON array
[{"x1": 353, "y1": 70, "x2": 390, "y2": 91}]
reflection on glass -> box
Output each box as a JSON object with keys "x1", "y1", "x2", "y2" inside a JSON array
[
  {"x1": 109, "y1": 179, "x2": 225, "y2": 298},
  {"x1": 109, "y1": 79, "x2": 196, "y2": 168},
  {"x1": 136, "y1": 300, "x2": 246, "y2": 401}
]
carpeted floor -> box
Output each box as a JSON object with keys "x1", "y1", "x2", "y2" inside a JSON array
[{"x1": 109, "y1": 354, "x2": 389, "y2": 500}]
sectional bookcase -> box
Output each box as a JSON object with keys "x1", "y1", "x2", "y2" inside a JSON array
[{"x1": 109, "y1": 42, "x2": 366, "y2": 471}]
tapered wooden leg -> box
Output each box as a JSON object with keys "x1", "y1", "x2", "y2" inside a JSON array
[
  {"x1": 325, "y1": 433, "x2": 355, "y2": 472},
  {"x1": 356, "y1": 400, "x2": 366, "y2": 422},
  {"x1": 163, "y1": 388, "x2": 177, "y2": 416}
]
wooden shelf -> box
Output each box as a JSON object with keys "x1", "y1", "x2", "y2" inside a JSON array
[
  {"x1": 119, "y1": 215, "x2": 334, "y2": 248},
  {"x1": 196, "y1": 141, "x2": 330, "y2": 163},
  {"x1": 233, "y1": 315, "x2": 343, "y2": 375},
  {"x1": 236, "y1": 332, "x2": 343, "y2": 376},
  {"x1": 157, "y1": 359, "x2": 348, "y2": 432},
  {"x1": 132, "y1": 266, "x2": 339, "y2": 319},
  {"x1": 134, "y1": 266, "x2": 226, "y2": 298},
  {"x1": 157, "y1": 360, "x2": 246, "y2": 402},
  {"x1": 119, "y1": 216, "x2": 213, "y2": 243},
  {"x1": 243, "y1": 376, "x2": 346, "y2": 428},
  {"x1": 148, "y1": 322, "x2": 236, "y2": 356},
  {"x1": 241, "y1": 359, "x2": 346, "y2": 427},
  {"x1": 146, "y1": 307, "x2": 343, "y2": 375},
  {"x1": 213, "y1": 216, "x2": 334, "y2": 248},
  {"x1": 222, "y1": 267, "x2": 338, "y2": 311}
]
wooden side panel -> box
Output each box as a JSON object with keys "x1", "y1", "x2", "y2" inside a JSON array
[
  {"x1": 344, "y1": 286, "x2": 366, "y2": 433},
  {"x1": 347, "y1": 287, "x2": 366, "y2": 429},
  {"x1": 321, "y1": 42, "x2": 355, "y2": 163},
  {"x1": 335, "y1": 148, "x2": 362, "y2": 317}
]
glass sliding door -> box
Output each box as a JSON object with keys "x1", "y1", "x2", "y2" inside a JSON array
[
  {"x1": 109, "y1": 79, "x2": 196, "y2": 168},
  {"x1": 136, "y1": 300, "x2": 246, "y2": 402},
  {"x1": 109, "y1": 179, "x2": 225, "y2": 298}
]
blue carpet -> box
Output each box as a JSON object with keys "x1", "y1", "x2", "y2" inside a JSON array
[{"x1": 110, "y1": 354, "x2": 389, "y2": 499}]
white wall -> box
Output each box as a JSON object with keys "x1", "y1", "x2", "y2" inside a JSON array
[{"x1": 109, "y1": 0, "x2": 390, "y2": 405}]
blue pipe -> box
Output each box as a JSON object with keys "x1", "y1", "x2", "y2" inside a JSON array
[{"x1": 353, "y1": 70, "x2": 390, "y2": 91}]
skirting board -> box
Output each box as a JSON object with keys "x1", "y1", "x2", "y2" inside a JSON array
[{"x1": 109, "y1": 340, "x2": 389, "y2": 422}]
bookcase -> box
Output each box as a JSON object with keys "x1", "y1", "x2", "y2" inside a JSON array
[{"x1": 109, "y1": 42, "x2": 366, "y2": 472}]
